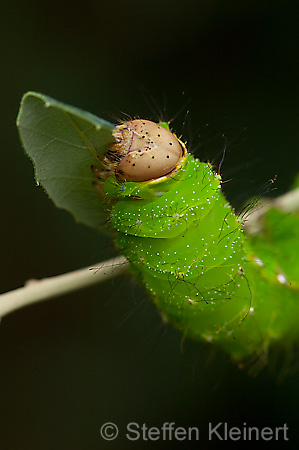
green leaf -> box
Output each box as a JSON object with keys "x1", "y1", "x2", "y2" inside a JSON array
[{"x1": 17, "y1": 92, "x2": 116, "y2": 229}]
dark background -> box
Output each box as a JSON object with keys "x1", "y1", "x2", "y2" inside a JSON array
[{"x1": 1, "y1": 1, "x2": 299, "y2": 449}]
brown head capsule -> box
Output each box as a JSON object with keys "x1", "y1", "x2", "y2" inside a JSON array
[{"x1": 109, "y1": 119, "x2": 184, "y2": 182}]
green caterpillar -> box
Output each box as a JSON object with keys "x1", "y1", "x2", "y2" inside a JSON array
[{"x1": 17, "y1": 93, "x2": 299, "y2": 367}]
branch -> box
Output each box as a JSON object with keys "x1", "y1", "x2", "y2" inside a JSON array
[{"x1": 0, "y1": 256, "x2": 128, "y2": 317}]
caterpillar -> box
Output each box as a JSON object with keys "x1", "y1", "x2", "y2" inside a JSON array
[{"x1": 17, "y1": 92, "x2": 299, "y2": 368}]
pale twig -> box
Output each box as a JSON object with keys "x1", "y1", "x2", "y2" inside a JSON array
[{"x1": 0, "y1": 256, "x2": 128, "y2": 317}]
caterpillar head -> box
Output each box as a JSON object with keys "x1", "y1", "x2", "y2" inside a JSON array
[{"x1": 108, "y1": 119, "x2": 185, "y2": 182}]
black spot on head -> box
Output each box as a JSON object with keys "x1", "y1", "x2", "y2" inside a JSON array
[
  {"x1": 166, "y1": 155, "x2": 170, "y2": 158},
  {"x1": 169, "y1": 142, "x2": 173, "y2": 145},
  {"x1": 132, "y1": 163, "x2": 136, "y2": 167},
  {"x1": 157, "y1": 134, "x2": 160, "y2": 137},
  {"x1": 152, "y1": 156, "x2": 155, "y2": 159}
]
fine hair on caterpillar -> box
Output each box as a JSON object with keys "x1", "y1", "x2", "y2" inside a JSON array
[{"x1": 139, "y1": 86, "x2": 192, "y2": 127}]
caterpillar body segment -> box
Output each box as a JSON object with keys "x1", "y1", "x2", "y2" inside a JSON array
[{"x1": 104, "y1": 125, "x2": 256, "y2": 359}]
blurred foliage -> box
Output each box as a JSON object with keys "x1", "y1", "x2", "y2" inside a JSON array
[{"x1": 249, "y1": 207, "x2": 299, "y2": 285}]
